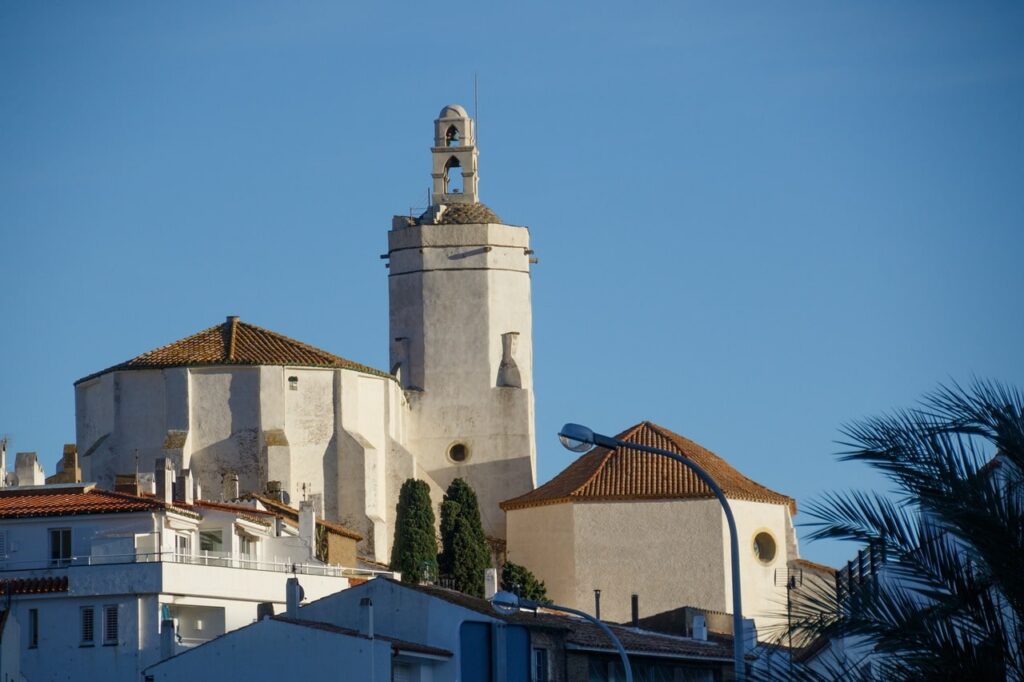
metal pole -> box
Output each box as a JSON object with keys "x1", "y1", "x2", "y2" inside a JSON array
[{"x1": 610, "y1": 438, "x2": 746, "y2": 681}]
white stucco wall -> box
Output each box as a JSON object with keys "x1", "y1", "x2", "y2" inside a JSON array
[
  {"x1": 506, "y1": 497, "x2": 796, "y2": 633},
  {"x1": 572, "y1": 499, "x2": 728, "y2": 623},
  {"x1": 503, "y1": 503, "x2": 577, "y2": 607},
  {"x1": 76, "y1": 363, "x2": 410, "y2": 562},
  {"x1": 725, "y1": 499, "x2": 794, "y2": 636},
  {"x1": 389, "y1": 222, "x2": 537, "y2": 540}
]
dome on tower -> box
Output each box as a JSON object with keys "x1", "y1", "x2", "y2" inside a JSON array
[{"x1": 438, "y1": 104, "x2": 469, "y2": 118}]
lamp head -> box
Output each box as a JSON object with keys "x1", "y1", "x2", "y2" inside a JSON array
[
  {"x1": 559, "y1": 423, "x2": 596, "y2": 453},
  {"x1": 491, "y1": 591, "x2": 520, "y2": 616}
]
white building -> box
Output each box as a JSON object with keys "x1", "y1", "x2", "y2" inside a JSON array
[
  {"x1": 74, "y1": 103, "x2": 536, "y2": 561},
  {"x1": 502, "y1": 421, "x2": 801, "y2": 635},
  {"x1": 0, "y1": 481, "x2": 386, "y2": 682}
]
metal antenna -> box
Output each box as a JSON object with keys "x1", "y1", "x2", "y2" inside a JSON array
[
  {"x1": 474, "y1": 72, "x2": 479, "y2": 145},
  {"x1": 775, "y1": 568, "x2": 803, "y2": 676}
]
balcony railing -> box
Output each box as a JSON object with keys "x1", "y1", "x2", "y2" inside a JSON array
[{"x1": 0, "y1": 551, "x2": 396, "y2": 580}]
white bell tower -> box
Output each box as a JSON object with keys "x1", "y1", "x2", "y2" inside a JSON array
[
  {"x1": 431, "y1": 104, "x2": 479, "y2": 205},
  {"x1": 387, "y1": 104, "x2": 537, "y2": 541}
]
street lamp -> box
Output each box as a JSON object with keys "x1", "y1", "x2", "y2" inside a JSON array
[
  {"x1": 558, "y1": 423, "x2": 747, "y2": 681},
  {"x1": 490, "y1": 591, "x2": 634, "y2": 682}
]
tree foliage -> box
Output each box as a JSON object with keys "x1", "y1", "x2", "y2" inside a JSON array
[
  {"x1": 501, "y1": 560, "x2": 551, "y2": 605},
  {"x1": 438, "y1": 478, "x2": 490, "y2": 597},
  {"x1": 758, "y1": 381, "x2": 1024, "y2": 681},
  {"x1": 389, "y1": 478, "x2": 438, "y2": 584}
]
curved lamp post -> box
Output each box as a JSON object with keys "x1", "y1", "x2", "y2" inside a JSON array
[
  {"x1": 558, "y1": 423, "x2": 746, "y2": 681},
  {"x1": 491, "y1": 591, "x2": 633, "y2": 682}
]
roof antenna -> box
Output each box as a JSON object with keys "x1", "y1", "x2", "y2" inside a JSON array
[{"x1": 474, "y1": 72, "x2": 479, "y2": 145}]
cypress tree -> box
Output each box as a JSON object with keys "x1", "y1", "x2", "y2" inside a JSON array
[
  {"x1": 389, "y1": 478, "x2": 438, "y2": 584},
  {"x1": 438, "y1": 478, "x2": 490, "y2": 597}
]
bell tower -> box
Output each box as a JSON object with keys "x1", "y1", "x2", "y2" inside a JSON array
[
  {"x1": 387, "y1": 104, "x2": 537, "y2": 541},
  {"x1": 431, "y1": 104, "x2": 478, "y2": 204}
]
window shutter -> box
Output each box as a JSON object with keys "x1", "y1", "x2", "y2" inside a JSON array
[
  {"x1": 104, "y1": 605, "x2": 118, "y2": 645},
  {"x1": 81, "y1": 607, "x2": 94, "y2": 644}
]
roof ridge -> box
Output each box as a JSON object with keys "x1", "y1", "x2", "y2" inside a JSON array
[{"x1": 226, "y1": 316, "x2": 239, "y2": 361}]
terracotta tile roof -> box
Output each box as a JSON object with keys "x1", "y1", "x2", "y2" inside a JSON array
[
  {"x1": 0, "y1": 485, "x2": 199, "y2": 519},
  {"x1": 0, "y1": 576, "x2": 69, "y2": 594},
  {"x1": 396, "y1": 202, "x2": 504, "y2": 226},
  {"x1": 501, "y1": 421, "x2": 796, "y2": 514},
  {"x1": 76, "y1": 317, "x2": 391, "y2": 384},
  {"x1": 240, "y1": 493, "x2": 363, "y2": 541},
  {"x1": 190, "y1": 500, "x2": 275, "y2": 527}
]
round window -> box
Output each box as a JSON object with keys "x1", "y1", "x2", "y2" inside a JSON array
[
  {"x1": 448, "y1": 443, "x2": 469, "y2": 463},
  {"x1": 753, "y1": 532, "x2": 777, "y2": 564}
]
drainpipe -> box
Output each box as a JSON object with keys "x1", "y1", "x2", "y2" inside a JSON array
[{"x1": 361, "y1": 597, "x2": 375, "y2": 682}]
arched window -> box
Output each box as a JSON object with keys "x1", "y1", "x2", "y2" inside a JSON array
[
  {"x1": 445, "y1": 125, "x2": 461, "y2": 147},
  {"x1": 444, "y1": 156, "x2": 463, "y2": 194}
]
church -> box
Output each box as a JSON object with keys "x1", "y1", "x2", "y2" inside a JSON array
[
  {"x1": 74, "y1": 104, "x2": 536, "y2": 563},
  {"x1": 72, "y1": 104, "x2": 811, "y2": 636}
]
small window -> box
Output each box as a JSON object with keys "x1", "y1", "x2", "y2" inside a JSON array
[
  {"x1": 175, "y1": 534, "x2": 191, "y2": 562},
  {"x1": 753, "y1": 532, "x2": 777, "y2": 564},
  {"x1": 238, "y1": 534, "x2": 257, "y2": 564},
  {"x1": 80, "y1": 607, "x2": 95, "y2": 646},
  {"x1": 199, "y1": 530, "x2": 223, "y2": 553},
  {"x1": 288, "y1": 376, "x2": 299, "y2": 391},
  {"x1": 447, "y1": 443, "x2": 469, "y2": 463},
  {"x1": 28, "y1": 609, "x2": 38, "y2": 649},
  {"x1": 532, "y1": 647, "x2": 550, "y2": 682},
  {"x1": 103, "y1": 605, "x2": 118, "y2": 646},
  {"x1": 0, "y1": 530, "x2": 8, "y2": 557},
  {"x1": 49, "y1": 528, "x2": 71, "y2": 567}
]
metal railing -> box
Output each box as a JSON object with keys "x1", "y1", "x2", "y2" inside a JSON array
[{"x1": 0, "y1": 551, "x2": 396, "y2": 580}]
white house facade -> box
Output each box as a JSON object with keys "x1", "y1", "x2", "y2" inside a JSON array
[{"x1": 0, "y1": 482, "x2": 386, "y2": 682}]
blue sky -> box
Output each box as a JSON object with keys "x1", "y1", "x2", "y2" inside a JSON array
[{"x1": 2, "y1": 2, "x2": 1022, "y2": 568}]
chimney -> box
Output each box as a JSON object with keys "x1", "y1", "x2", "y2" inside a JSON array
[
  {"x1": 62, "y1": 444, "x2": 81, "y2": 483},
  {"x1": 286, "y1": 577, "x2": 303, "y2": 618},
  {"x1": 155, "y1": 458, "x2": 175, "y2": 503},
  {"x1": 631, "y1": 594, "x2": 639, "y2": 627},
  {"x1": 159, "y1": 618, "x2": 176, "y2": 661},
  {"x1": 223, "y1": 472, "x2": 240, "y2": 502},
  {"x1": 193, "y1": 478, "x2": 202, "y2": 501},
  {"x1": 692, "y1": 614, "x2": 707, "y2": 641},
  {"x1": 256, "y1": 602, "x2": 275, "y2": 621},
  {"x1": 114, "y1": 474, "x2": 140, "y2": 496},
  {"x1": 594, "y1": 589, "x2": 601, "y2": 620},
  {"x1": 299, "y1": 501, "x2": 316, "y2": 558},
  {"x1": 484, "y1": 568, "x2": 499, "y2": 600},
  {"x1": 266, "y1": 480, "x2": 285, "y2": 503},
  {"x1": 175, "y1": 468, "x2": 195, "y2": 505},
  {"x1": 0, "y1": 437, "x2": 6, "y2": 488},
  {"x1": 360, "y1": 597, "x2": 374, "y2": 639},
  {"x1": 14, "y1": 452, "x2": 45, "y2": 486}
]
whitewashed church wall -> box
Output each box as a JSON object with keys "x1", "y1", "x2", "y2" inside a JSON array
[
  {"x1": 188, "y1": 368, "x2": 261, "y2": 498},
  {"x1": 114, "y1": 370, "x2": 169, "y2": 475},
  {"x1": 283, "y1": 367, "x2": 335, "y2": 509},
  {"x1": 572, "y1": 499, "x2": 728, "y2": 624},
  {"x1": 504, "y1": 503, "x2": 576, "y2": 608},
  {"x1": 723, "y1": 498, "x2": 794, "y2": 636}
]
